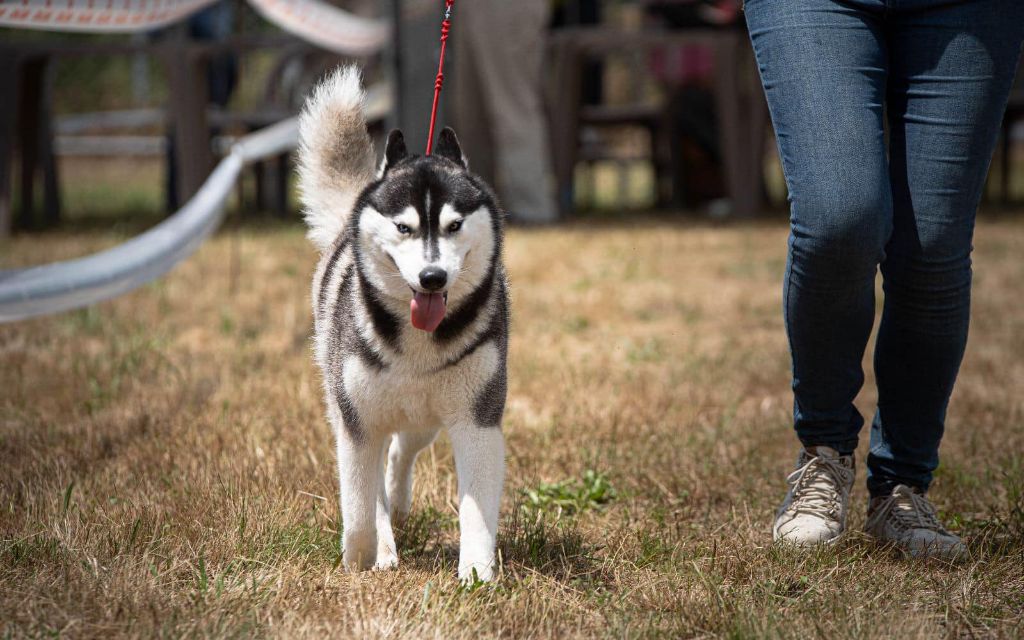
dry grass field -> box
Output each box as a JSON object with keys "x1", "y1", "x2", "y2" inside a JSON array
[{"x1": 2, "y1": 215, "x2": 1024, "y2": 638}]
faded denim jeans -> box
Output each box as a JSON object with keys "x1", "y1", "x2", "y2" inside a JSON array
[{"x1": 744, "y1": 0, "x2": 1024, "y2": 496}]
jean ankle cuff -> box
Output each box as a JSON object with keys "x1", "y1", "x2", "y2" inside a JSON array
[
  {"x1": 867, "y1": 476, "x2": 929, "y2": 499},
  {"x1": 797, "y1": 436, "x2": 857, "y2": 457}
]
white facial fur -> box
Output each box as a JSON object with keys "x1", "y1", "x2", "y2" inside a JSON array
[{"x1": 359, "y1": 203, "x2": 495, "y2": 305}]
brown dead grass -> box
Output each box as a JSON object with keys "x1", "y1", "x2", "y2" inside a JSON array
[{"x1": 2, "y1": 216, "x2": 1023, "y2": 638}]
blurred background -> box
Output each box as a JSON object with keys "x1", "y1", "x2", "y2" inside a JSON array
[
  {"x1": 2, "y1": 0, "x2": 1019, "y2": 245},
  {"x1": 3, "y1": 3, "x2": 1024, "y2": 635}
]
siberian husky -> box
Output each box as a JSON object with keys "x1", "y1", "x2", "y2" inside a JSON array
[{"x1": 298, "y1": 67, "x2": 508, "y2": 581}]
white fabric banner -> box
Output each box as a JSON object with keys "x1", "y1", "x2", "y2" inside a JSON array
[
  {"x1": 246, "y1": 0, "x2": 388, "y2": 56},
  {"x1": 0, "y1": 0, "x2": 220, "y2": 33},
  {"x1": 0, "y1": 0, "x2": 389, "y2": 57}
]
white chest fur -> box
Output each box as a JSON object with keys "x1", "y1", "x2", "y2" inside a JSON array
[{"x1": 341, "y1": 339, "x2": 500, "y2": 435}]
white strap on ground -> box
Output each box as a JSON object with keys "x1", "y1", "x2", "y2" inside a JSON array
[
  {"x1": 0, "y1": 81, "x2": 392, "y2": 323},
  {"x1": 0, "y1": 0, "x2": 393, "y2": 323},
  {"x1": 0, "y1": 118, "x2": 296, "y2": 323}
]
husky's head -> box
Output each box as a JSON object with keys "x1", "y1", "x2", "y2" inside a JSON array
[{"x1": 355, "y1": 127, "x2": 502, "y2": 333}]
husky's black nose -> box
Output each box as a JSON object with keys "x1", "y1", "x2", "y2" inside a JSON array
[{"x1": 418, "y1": 266, "x2": 448, "y2": 291}]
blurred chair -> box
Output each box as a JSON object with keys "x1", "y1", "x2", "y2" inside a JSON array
[
  {"x1": 0, "y1": 48, "x2": 60, "y2": 235},
  {"x1": 546, "y1": 0, "x2": 768, "y2": 216}
]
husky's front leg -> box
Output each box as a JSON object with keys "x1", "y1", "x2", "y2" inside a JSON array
[
  {"x1": 336, "y1": 433, "x2": 386, "y2": 571},
  {"x1": 448, "y1": 424, "x2": 505, "y2": 582},
  {"x1": 373, "y1": 437, "x2": 400, "y2": 570}
]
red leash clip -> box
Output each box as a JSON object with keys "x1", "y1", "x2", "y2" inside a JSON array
[{"x1": 425, "y1": 0, "x2": 455, "y2": 155}]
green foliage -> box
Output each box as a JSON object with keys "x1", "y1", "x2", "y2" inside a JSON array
[
  {"x1": 396, "y1": 506, "x2": 456, "y2": 559},
  {"x1": 519, "y1": 470, "x2": 615, "y2": 520},
  {"x1": 626, "y1": 337, "x2": 666, "y2": 363},
  {"x1": 499, "y1": 503, "x2": 594, "y2": 581}
]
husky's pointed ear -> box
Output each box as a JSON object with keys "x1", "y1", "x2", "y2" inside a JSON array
[
  {"x1": 434, "y1": 127, "x2": 467, "y2": 168},
  {"x1": 382, "y1": 129, "x2": 408, "y2": 173}
]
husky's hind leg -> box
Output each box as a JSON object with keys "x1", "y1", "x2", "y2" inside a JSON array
[
  {"x1": 373, "y1": 437, "x2": 400, "y2": 570},
  {"x1": 337, "y1": 433, "x2": 385, "y2": 571},
  {"x1": 448, "y1": 424, "x2": 505, "y2": 582},
  {"x1": 386, "y1": 429, "x2": 440, "y2": 524}
]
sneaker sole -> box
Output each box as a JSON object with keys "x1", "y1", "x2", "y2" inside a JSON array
[
  {"x1": 862, "y1": 530, "x2": 968, "y2": 563},
  {"x1": 772, "y1": 526, "x2": 845, "y2": 548}
]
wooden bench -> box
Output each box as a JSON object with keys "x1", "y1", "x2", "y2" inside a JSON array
[
  {"x1": 546, "y1": 25, "x2": 768, "y2": 217},
  {"x1": 0, "y1": 33, "x2": 313, "y2": 237}
]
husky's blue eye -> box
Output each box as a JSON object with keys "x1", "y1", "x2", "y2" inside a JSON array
[
  {"x1": 395, "y1": 223, "x2": 412, "y2": 235},
  {"x1": 447, "y1": 220, "x2": 463, "y2": 233}
]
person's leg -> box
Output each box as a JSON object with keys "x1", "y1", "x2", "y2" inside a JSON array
[
  {"x1": 746, "y1": 0, "x2": 891, "y2": 546},
  {"x1": 451, "y1": 13, "x2": 497, "y2": 189},
  {"x1": 869, "y1": 0, "x2": 1024, "y2": 497},
  {"x1": 458, "y1": 0, "x2": 557, "y2": 223},
  {"x1": 746, "y1": 0, "x2": 891, "y2": 455}
]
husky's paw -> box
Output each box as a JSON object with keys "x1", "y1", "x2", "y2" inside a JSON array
[
  {"x1": 342, "y1": 530, "x2": 377, "y2": 572},
  {"x1": 374, "y1": 553, "x2": 399, "y2": 571},
  {"x1": 458, "y1": 560, "x2": 495, "y2": 584},
  {"x1": 374, "y1": 543, "x2": 399, "y2": 571}
]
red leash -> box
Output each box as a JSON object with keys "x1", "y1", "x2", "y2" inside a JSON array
[{"x1": 425, "y1": 0, "x2": 455, "y2": 155}]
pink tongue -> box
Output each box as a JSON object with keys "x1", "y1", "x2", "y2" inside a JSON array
[{"x1": 410, "y1": 292, "x2": 446, "y2": 332}]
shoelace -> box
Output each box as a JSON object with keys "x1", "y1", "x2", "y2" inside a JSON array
[
  {"x1": 872, "y1": 490, "x2": 949, "y2": 534},
  {"x1": 785, "y1": 454, "x2": 852, "y2": 519}
]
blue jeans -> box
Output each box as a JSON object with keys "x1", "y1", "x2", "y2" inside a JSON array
[{"x1": 744, "y1": 0, "x2": 1024, "y2": 496}]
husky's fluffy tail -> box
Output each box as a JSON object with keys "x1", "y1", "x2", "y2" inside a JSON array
[{"x1": 297, "y1": 66, "x2": 376, "y2": 251}]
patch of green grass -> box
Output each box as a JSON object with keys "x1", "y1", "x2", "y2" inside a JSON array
[
  {"x1": 396, "y1": 506, "x2": 457, "y2": 559},
  {"x1": 242, "y1": 506, "x2": 340, "y2": 567},
  {"x1": 634, "y1": 528, "x2": 675, "y2": 569},
  {"x1": 626, "y1": 337, "x2": 666, "y2": 363},
  {"x1": 571, "y1": 276, "x2": 593, "y2": 292},
  {"x1": 2, "y1": 532, "x2": 65, "y2": 568},
  {"x1": 1000, "y1": 458, "x2": 1024, "y2": 530},
  {"x1": 59, "y1": 307, "x2": 106, "y2": 335},
  {"x1": 220, "y1": 309, "x2": 236, "y2": 336},
  {"x1": 563, "y1": 315, "x2": 591, "y2": 333},
  {"x1": 61, "y1": 182, "x2": 164, "y2": 225},
  {"x1": 75, "y1": 332, "x2": 169, "y2": 414},
  {"x1": 519, "y1": 470, "x2": 615, "y2": 521},
  {"x1": 499, "y1": 505, "x2": 594, "y2": 579}
]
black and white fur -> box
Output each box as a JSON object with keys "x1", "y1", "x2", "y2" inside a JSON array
[{"x1": 298, "y1": 67, "x2": 508, "y2": 581}]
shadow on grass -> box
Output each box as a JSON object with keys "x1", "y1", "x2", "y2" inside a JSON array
[
  {"x1": 390, "y1": 500, "x2": 602, "y2": 585},
  {"x1": 498, "y1": 505, "x2": 600, "y2": 582}
]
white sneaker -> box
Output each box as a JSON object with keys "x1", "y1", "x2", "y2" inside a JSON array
[
  {"x1": 864, "y1": 484, "x2": 967, "y2": 561},
  {"x1": 773, "y1": 446, "x2": 855, "y2": 546}
]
